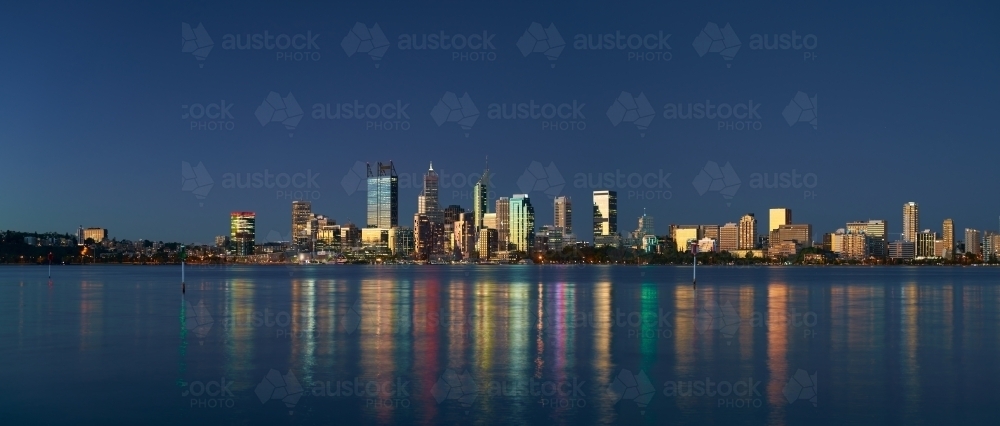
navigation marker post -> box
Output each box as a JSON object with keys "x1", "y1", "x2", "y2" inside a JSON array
[
  {"x1": 180, "y1": 245, "x2": 186, "y2": 293},
  {"x1": 691, "y1": 242, "x2": 698, "y2": 289}
]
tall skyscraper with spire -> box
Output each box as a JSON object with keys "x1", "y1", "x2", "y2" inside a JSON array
[
  {"x1": 473, "y1": 158, "x2": 489, "y2": 230},
  {"x1": 417, "y1": 162, "x2": 440, "y2": 223}
]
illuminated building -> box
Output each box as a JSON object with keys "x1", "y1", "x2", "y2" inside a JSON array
[
  {"x1": 229, "y1": 211, "x2": 256, "y2": 256},
  {"x1": 366, "y1": 161, "x2": 398, "y2": 229}
]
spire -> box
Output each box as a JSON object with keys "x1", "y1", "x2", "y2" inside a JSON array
[{"x1": 428, "y1": 161, "x2": 433, "y2": 171}]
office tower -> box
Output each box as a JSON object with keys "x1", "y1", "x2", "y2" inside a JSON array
[
  {"x1": 701, "y1": 224, "x2": 719, "y2": 241},
  {"x1": 417, "y1": 162, "x2": 441, "y2": 223},
  {"x1": 632, "y1": 210, "x2": 655, "y2": 241},
  {"x1": 719, "y1": 223, "x2": 739, "y2": 252},
  {"x1": 82, "y1": 228, "x2": 108, "y2": 243},
  {"x1": 291, "y1": 201, "x2": 312, "y2": 249},
  {"x1": 230, "y1": 211, "x2": 256, "y2": 256},
  {"x1": 483, "y1": 213, "x2": 497, "y2": 230},
  {"x1": 496, "y1": 197, "x2": 510, "y2": 251},
  {"x1": 413, "y1": 213, "x2": 431, "y2": 259},
  {"x1": 916, "y1": 229, "x2": 936, "y2": 257},
  {"x1": 866, "y1": 220, "x2": 887, "y2": 238},
  {"x1": 366, "y1": 161, "x2": 398, "y2": 229},
  {"x1": 477, "y1": 228, "x2": 498, "y2": 260},
  {"x1": 965, "y1": 229, "x2": 981, "y2": 256},
  {"x1": 473, "y1": 159, "x2": 489, "y2": 230},
  {"x1": 777, "y1": 224, "x2": 813, "y2": 247},
  {"x1": 215, "y1": 235, "x2": 229, "y2": 248},
  {"x1": 443, "y1": 205, "x2": 465, "y2": 224},
  {"x1": 903, "y1": 202, "x2": 919, "y2": 242},
  {"x1": 671, "y1": 225, "x2": 700, "y2": 252},
  {"x1": 738, "y1": 213, "x2": 757, "y2": 249},
  {"x1": 986, "y1": 232, "x2": 1000, "y2": 261},
  {"x1": 942, "y1": 219, "x2": 954, "y2": 260},
  {"x1": 453, "y1": 212, "x2": 476, "y2": 258},
  {"x1": 554, "y1": 196, "x2": 572, "y2": 235},
  {"x1": 592, "y1": 190, "x2": 618, "y2": 246},
  {"x1": 888, "y1": 241, "x2": 915, "y2": 260},
  {"x1": 510, "y1": 194, "x2": 535, "y2": 253},
  {"x1": 316, "y1": 225, "x2": 341, "y2": 252},
  {"x1": 390, "y1": 227, "x2": 414, "y2": 256},
  {"x1": 769, "y1": 208, "x2": 792, "y2": 233},
  {"x1": 340, "y1": 223, "x2": 361, "y2": 248},
  {"x1": 76, "y1": 226, "x2": 85, "y2": 246}
]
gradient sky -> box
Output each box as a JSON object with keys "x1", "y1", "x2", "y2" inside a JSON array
[{"x1": 2, "y1": 0, "x2": 998, "y2": 244}]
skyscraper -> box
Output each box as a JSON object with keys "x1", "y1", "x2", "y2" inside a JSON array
[
  {"x1": 738, "y1": 213, "x2": 757, "y2": 250},
  {"x1": 291, "y1": 201, "x2": 312, "y2": 249},
  {"x1": 777, "y1": 224, "x2": 813, "y2": 248},
  {"x1": 769, "y1": 208, "x2": 792, "y2": 234},
  {"x1": 366, "y1": 161, "x2": 398, "y2": 229},
  {"x1": 230, "y1": 211, "x2": 256, "y2": 256},
  {"x1": 496, "y1": 197, "x2": 510, "y2": 251},
  {"x1": 903, "y1": 202, "x2": 919, "y2": 242},
  {"x1": 592, "y1": 190, "x2": 618, "y2": 246},
  {"x1": 554, "y1": 196, "x2": 572, "y2": 235},
  {"x1": 720, "y1": 222, "x2": 739, "y2": 252},
  {"x1": 509, "y1": 194, "x2": 535, "y2": 253},
  {"x1": 942, "y1": 219, "x2": 954, "y2": 260},
  {"x1": 965, "y1": 228, "x2": 981, "y2": 256},
  {"x1": 633, "y1": 210, "x2": 655, "y2": 240},
  {"x1": 916, "y1": 229, "x2": 936, "y2": 257},
  {"x1": 473, "y1": 159, "x2": 489, "y2": 230},
  {"x1": 417, "y1": 162, "x2": 440, "y2": 223}
]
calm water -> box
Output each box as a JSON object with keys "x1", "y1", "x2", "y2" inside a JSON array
[{"x1": 2, "y1": 265, "x2": 998, "y2": 425}]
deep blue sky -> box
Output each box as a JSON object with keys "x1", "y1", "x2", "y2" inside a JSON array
[{"x1": 2, "y1": 0, "x2": 998, "y2": 244}]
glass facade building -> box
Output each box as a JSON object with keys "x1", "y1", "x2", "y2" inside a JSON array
[
  {"x1": 366, "y1": 162, "x2": 398, "y2": 229},
  {"x1": 229, "y1": 211, "x2": 256, "y2": 256}
]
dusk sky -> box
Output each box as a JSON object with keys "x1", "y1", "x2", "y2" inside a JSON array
[{"x1": 2, "y1": 0, "x2": 997, "y2": 244}]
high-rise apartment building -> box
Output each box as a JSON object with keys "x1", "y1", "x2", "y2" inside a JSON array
[
  {"x1": 769, "y1": 208, "x2": 792, "y2": 233},
  {"x1": 366, "y1": 162, "x2": 398, "y2": 229},
  {"x1": 965, "y1": 229, "x2": 981, "y2": 256},
  {"x1": 82, "y1": 227, "x2": 108, "y2": 243},
  {"x1": 916, "y1": 229, "x2": 936, "y2": 257},
  {"x1": 229, "y1": 211, "x2": 256, "y2": 256},
  {"x1": 719, "y1": 223, "x2": 739, "y2": 252},
  {"x1": 496, "y1": 197, "x2": 510, "y2": 251},
  {"x1": 453, "y1": 212, "x2": 476, "y2": 258},
  {"x1": 477, "y1": 228, "x2": 498, "y2": 260},
  {"x1": 509, "y1": 194, "x2": 535, "y2": 253},
  {"x1": 738, "y1": 214, "x2": 757, "y2": 249},
  {"x1": 592, "y1": 190, "x2": 618, "y2": 246},
  {"x1": 291, "y1": 201, "x2": 312, "y2": 248},
  {"x1": 903, "y1": 202, "x2": 919, "y2": 242},
  {"x1": 942, "y1": 219, "x2": 954, "y2": 260},
  {"x1": 554, "y1": 196, "x2": 572, "y2": 235},
  {"x1": 701, "y1": 224, "x2": 720, "y2": 241}
]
